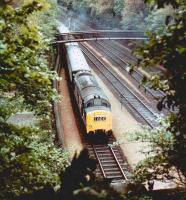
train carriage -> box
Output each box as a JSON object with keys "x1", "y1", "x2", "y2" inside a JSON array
[{"x1": 65, "y1": 43, "x2": 91, "y2": 81}]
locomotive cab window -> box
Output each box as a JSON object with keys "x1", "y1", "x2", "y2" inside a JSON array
[
  {"x1": 102, "y1": 102, "x2": 108, "y2": 107},
  {"x1": 94, "y1": 99, "x2": 101, "y2": 106},
  {"x1": 101, "y1": 100, "x2": 110, "y2": 107},
  {"x1": 87, "y1": 102, "x2": 93, "y2": 107}
]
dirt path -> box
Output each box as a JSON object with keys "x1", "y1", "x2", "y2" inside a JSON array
[{"x1": 58, "y1": 67, "x2": 83, "y2": 159}]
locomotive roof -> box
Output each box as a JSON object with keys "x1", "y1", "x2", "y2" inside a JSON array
[
  {"x1": 74, "y1": 72, "x2": 109, "y2": 103},
  {"x1": 66, "y1": 43, "x2": 91, "y2": 73}
]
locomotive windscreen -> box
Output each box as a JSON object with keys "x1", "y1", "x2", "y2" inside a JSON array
[{"x1": 94, "y1": 99, "x2": 101, "y2": 106}]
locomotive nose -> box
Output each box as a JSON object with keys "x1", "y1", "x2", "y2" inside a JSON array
[{"x1": 86, "y1": 110, "x2": 112, "y2": 135}]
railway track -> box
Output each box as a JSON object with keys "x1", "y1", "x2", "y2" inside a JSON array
[
  {"x1": 59, "y1": 10, "x2": 164, "y2": 184},
  {"x1": 85, "y1": 140, "x2": 130, "y2": 182},
  {"x1": 89, "y1": 41, "x2": 165, "y2": 100},
  {"x1": 97, "y1": 40, "x2": 137, "y2": 65},
  {"x1": 59, "y1": 13, "x2": 133, "y2": 185},
  {"x1": 85, "y1": 41, "x2": 178, "y2": 114},
  {"x1": 60, "y1": 6, "x2": 166, "y2": 102},
  {"x1": 80, "y1": 43, "x2": 159, "y2": 128}
]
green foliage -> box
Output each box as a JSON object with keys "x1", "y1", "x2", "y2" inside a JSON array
[
  {"x1": 134, "y1": 0, "x2": 186, "y2": 189},
  {"x1": 145, "y1": 6, "x2": 174, "y2": 33},
  {"x1": 0, "y1": 0, "x2": 59, "y2": 115},
  {"x1": 60, "y1": 149, "x2": 128, "y2": 200},
  {"x1": 121, "y1": 12, "x2": 145, "y2": 30},
  {"x1": 0, "y1": 121, "x2": 69, "y2": 199},
  {"x1": 113, "y1": 0, "x2": 125, "y2": 16},
  {"x1": 144, "y1": 0, "x2": 180, "y2": 9},
  {"x1": 0, "y1": 95, "x2": 23, "y2": 121},
  {"x1": 59, "y1": 0, "x2": 95, "y2": 12},
  {"x1": 0, "y1": 1, "x2": 69, "y2": 199},
  {"x1": 121, "y1": 1, "x2": 146, "y2": 30},
  {"x1": 59, "y1": 0, "x2": 146, "y2": 30},
  {"x1": 36, "y1": 0, "x2": 61, "y2": 39},
  {"x1": 129, "y1": 118, "x2": 177, "y2": 182},
  {"x1": 71, "y1": 0, "x2": 90, "y2": 10}
]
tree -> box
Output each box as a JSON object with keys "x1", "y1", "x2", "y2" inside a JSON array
[
  {"x1": 145, "y1": 5, "x2": 174, "y2": 33},
  {"x1": 133, "y1": 0, "x2": 186, "y2": 188},
  {"x1": 59, "y1": 149, "x2": 129, "y2": 200},
  {"x1": 113, "y1": 0, "x2": 125, "y2": 18},
  {"x1": 0, "y1": 0, "x2": 59, "y2": 115},
  {"x1": 0, "y1": 1, "x2": 69, "y2": 199},
  {"x1": 36, "y1": 0, "x2": 61, "y2": 40},
  {"x1": 0, "y1": 121, "x2": 69, "y2": 199},
  {"x1": 129, "y1": 118, "x2": 183, "y2": 183},
  {"x1": 0, "y1": 95, "x2": 23, "y2": 121},
  {"x1": 121, "y1": 0, "x2": 146, "y2": 30}
]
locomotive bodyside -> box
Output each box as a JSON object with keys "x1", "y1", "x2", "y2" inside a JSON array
[{"x1": 74, "y1": 71, "x2": 112, "y2": 134}]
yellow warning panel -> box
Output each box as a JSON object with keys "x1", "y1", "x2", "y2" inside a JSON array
[{"x1": 86, "y1": 110, "x2": 112, "y2": 133}]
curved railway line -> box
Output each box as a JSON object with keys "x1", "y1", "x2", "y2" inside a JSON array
[
  {"x1": 56, "y1": 32, "x2": 133, "y2": 184},
  {"x1": 56, "y1": 8, "x2": 178, "y2": 192},
  {"x1": 80, "y1": 43, "x2": 158, "y2": 128},
  {"x1": 56, "y1": 12, "x2": 165, "y2": 184},
  {"x1": 88, "y1": 40, "x2": 165, "y2": 100},
  {"x1": 60, "y1": 9, "x2": 166, "y2": 102},
  {"x1": 86, "y1": 40, "x2": 177, "y2": 114}
]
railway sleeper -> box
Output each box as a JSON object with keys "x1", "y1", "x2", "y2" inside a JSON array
[
  {"x1": 101, "y1": 163, "x2": 118, "y2": 167},
  {"x1": 102, "y1": 152, "x2": 123, "y2": 157},
  {"x1": 96, "y1": 153, "x2": 118, "y2": 156},
  {"x1": 100, "y1": 159, "x2": 124, "y2": 163},
  {"x1": 100, "y1": 160, "x2": 120, "y2": 164},
  {"x1": 97, "y1": 150, "x2": 116, "y2": 153},
  {"x1": 105, "y1": 171, "x2": 122, "y2": 175},
  {"x1": 104, "y1": 169, "x2": 125, "y2": 174},
  {"x1": 104, "y1": 167, "x2": 123, "y2": 171},
  {"x1": 94, "y1": 147, "x2": 111, "y2": 150},
  {"x1": 119, "y1": 166, "x2": 129, "y2": 171},
  {"x1": 106, "y1": 175, "x2": 124, "y2": 179},
  {"x1": 99, "y1": 157, "x2": 122, "y2": 160}
]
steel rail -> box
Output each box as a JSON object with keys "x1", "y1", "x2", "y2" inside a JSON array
[
  {"x1": 109, "y1": 146, "x2": 128, "y2": 180},
  {"x1": 88, "y1": 41, "x2": 165, "y2": 99},
  {"x1": 90, "y1": 144, "x2": 129, "y2": 181},
  {"x1": 92, "y1": 145, "x2": 107, "y2": 178},
  {"x1": 96, "y1": 41, "x2": 165, "y2": 97},
  {"x1": 80, "y1": 44, "x2": 158, "y2": 128},
  {"x1": 97, "y1": 41, "x2": 137, "y2": 64}
]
